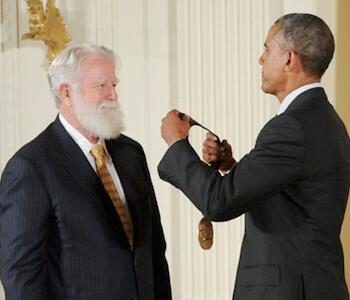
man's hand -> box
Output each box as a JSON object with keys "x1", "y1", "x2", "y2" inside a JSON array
[
  {"x1": 161, "y1": 109, "x2": 191, "y2": 146},
  {"x1": 202, "y1": 132, "x2": 236, "y2": 172}
]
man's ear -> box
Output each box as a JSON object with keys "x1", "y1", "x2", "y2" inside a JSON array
[
  {"x1": 58, "y1": 84, "x2": 73, "y2": 107},
  {"x1": 285, "y1": 50, "x2": 301, "y2": 72}
]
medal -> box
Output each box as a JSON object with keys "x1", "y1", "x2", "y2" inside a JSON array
[
  {"x1": 178, "y1": 112, "x2": 220, "y2": 251},
  {"x1": 198, "y1": 216, "x2": 213, "y2": 250}
]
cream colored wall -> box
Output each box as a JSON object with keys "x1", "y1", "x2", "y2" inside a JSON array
[
  {"x1": 0, "y1": 1, "x2": 343, "y2": 299},
  {"x1": 337, "y1": 0, "x2": 350, "y2": 289}
]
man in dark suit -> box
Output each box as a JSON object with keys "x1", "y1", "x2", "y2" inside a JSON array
[
  {"x1": 0, "y1": 43, "x2": 172, "y2": 300},
  {"x1": 158, "y1": 13, "x2": 349, "y2": 300}
]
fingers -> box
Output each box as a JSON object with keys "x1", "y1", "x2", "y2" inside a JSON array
[
  {"x1": 203, "y1": 137, "x2": 219, "y2": 149},
  {"x1": 177, "y1": 111, "x2": 191, "y2": 124},
  {"x1": 206, "y1": 131, "x2": 218, "y2": 142},
  {"x1": 202, "y1": 136, "x2": 221, "y2": 163},
  {"x1": 168, "y1": 108, "x2": 179, "y2": 116},
  {"x1": 162, "y1": 109, "x2": 191, "y2": 125},
  {"x1": 202, "y1": 149, "x2": 220, "y2": 163},
  {"x1": 201, "y1": 136, "x2": 236, "y2": 170},
  {"x1": 218, "y1": 139, "x2": 236, "y2": 171},
  {"x1": 161, "y1": 109, "x2": 182, "y2": 125},
  {"x1": 221, "y1": 140, "x2": 232, "y2": 152},
  {"x1": 160, "y1": 109, "x2": 191, "y2": 145},
  {"x1": 163, "y1": 109, "x2": 179, "y2": 121}
]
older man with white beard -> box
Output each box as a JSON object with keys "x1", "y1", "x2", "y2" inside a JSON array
[{"x1": 0, "y1": 43, "x2": 172, "y2": 300}]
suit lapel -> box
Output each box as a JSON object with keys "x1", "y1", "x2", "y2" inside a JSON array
[{"x1": 49, "y1": 117, "x2": 130, "y2": 247}]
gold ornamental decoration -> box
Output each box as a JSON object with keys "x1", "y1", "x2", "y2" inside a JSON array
[{"x1": 22, "y1": 0, "x2": 71, "y2": 63}]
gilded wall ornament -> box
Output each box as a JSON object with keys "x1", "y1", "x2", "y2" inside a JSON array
[{"x1": 22, "y1": 0, "x2": 71, "y2": 63}]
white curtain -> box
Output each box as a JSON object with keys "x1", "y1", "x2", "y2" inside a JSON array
[{"x1": 0, "y1": 1, "x2": 338, "y2": 299}]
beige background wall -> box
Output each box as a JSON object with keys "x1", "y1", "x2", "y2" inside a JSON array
[
  {"x1": 338, "y1": 0, "x2": 350, "y2": 289},
  {"x1": 0, "y1": 1, "x2": 347, "y2": 299}
]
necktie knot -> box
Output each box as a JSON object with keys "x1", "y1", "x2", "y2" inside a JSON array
[{"x1": 90, "y1": 144, "x2": 105, "y2": 162}]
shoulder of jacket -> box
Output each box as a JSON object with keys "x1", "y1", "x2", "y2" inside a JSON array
[
  {"x1": 264, "y1": 113, "x2": 303, "y2": 131},
  {"x1": 112, "y1": 134, "x2": 144, "y2": 153},
  {"x1": 11, "y1": 125, "x2": 53, "y2": 160}
]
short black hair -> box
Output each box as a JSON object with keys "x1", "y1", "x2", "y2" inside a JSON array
[{"x1": 275, "y1": 13, "x2": 335, "y2": 77}]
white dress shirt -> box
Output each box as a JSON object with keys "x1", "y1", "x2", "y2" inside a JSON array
[
  {"x1": 277, "y1": 82, "x2": 322, "y2": 115},
  {"x1": 58, "y1": 114, "x2": 131, "y2": 215}
]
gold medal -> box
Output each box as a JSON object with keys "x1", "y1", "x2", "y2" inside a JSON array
[
  {"x1": 198, "y1": 216, "x2": 213, "y2": 250},
  {"x1": 178, "y1": 112, "x2": 218, "y2": 251}
]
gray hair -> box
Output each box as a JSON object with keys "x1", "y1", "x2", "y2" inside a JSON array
[
  {"x1": 275, "y1": 13, "x2": 334, "y2": 77},
  {"x1": 47, "y1": 43, "x2": 118, "y2": 107}
]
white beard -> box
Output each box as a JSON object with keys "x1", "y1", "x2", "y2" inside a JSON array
[{"x1": 73, "y1": 94, "x2": 125, "y2": 140}]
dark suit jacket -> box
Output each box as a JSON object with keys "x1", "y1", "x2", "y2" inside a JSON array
[
  {"x1": 158, "y1": 88, "x2": 350, "y2": 300},
  {"x1": 0, "y1": 118, "x2": 172, "y2": 300}
]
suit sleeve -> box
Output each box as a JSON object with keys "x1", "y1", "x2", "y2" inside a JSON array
[
  {"x1": 0, "y1": 156, "x2": 51, "y2": 300},
  {"x1": 158, "y1": 115, "x2": 305, "y2": 221},
  {"x1": 140, "y1": 151, "x2": 172, "y2": 300}
]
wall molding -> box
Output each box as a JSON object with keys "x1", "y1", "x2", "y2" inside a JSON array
[
  {"x1": 0, "y1": 0, "x2": 19, "y2": 171},
  {"x1": 0, "y1": 1, "x2": 339, "y2": 299}
]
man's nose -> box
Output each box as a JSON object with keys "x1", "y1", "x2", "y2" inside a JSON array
[
  {"x1": 107, "y1": 85, "x2": 118, "y2": 101},
  {"x1": 258, "y1": 55, "x2": 264, "y2": 65}
]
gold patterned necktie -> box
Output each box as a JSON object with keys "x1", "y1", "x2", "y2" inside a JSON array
[{"x1": 90, "y1": 144, "x2": 134, "y2": 248}]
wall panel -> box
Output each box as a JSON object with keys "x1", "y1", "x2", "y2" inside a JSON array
[
  {"x1": 171, "y1": 1, "x2": 282, "y2": 298},
  {"x1": 337, "y1": 0, "x2": 350, "y2": 289},
  {"x1": 0, "y1": 1, "x2": 340, "y2": 299}
]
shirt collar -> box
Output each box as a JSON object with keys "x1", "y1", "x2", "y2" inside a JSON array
[
  {"x1": 58, "y1": 114, "x2": 111, "y2": 161},
  {"x1": 277, "y1": 82, "x2": 322, "y2": 115}
]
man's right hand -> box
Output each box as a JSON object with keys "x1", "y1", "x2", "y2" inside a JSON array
[
  {"x1": 202, "y1": 132, "x2": 236, "y2": 172},
  {"x1": 160, "y1": 109, "x2": 191, "y2": 146}
]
